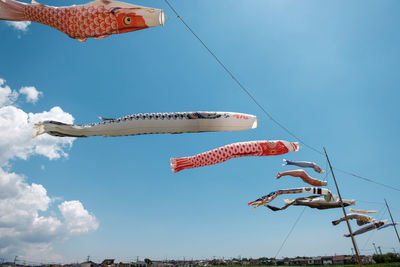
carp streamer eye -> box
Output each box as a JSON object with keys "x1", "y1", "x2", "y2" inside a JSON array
[{"x1": 123, "y1": 16, "x2": 132, "y2": 25}]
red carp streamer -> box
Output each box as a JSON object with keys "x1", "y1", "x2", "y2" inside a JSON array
[
  {"x1": 276, "y1": 169, "x2": 327, "y2": 186},
  {"x1": 171, "y1": 140, "x2": 299, "y2": 173},
  {"x1": 0, "y1": 0, "x2": 164, "y2": 42}
]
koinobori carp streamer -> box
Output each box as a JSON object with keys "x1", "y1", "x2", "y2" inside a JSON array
[
  {"x1": 332, "y1": 213, "x2": 375, "y2": 226},
  {"x1": 348, "y1": 208, "x2": 378, "y2": 214},
  {"x1": 283, "y1": 159, "x2": 325, "y2": 174},
  {"x1": 266, "y1": 196, "x2": 355, "y2": 211},
  {"x1": 377, "y1": 222, "x2": 400, "y2": 230},
  {"x1": 344, "y1": 220, "x2": 388, "y2": 237},
  {"x1": 170, "y1": 140, "x2": 299, "y2": 173},
  {"x1": 276, "y1": 169, "x2": 327, "y2": 186},
  {"x1": 248, "y1": 187, "x2": 333, "y2": 209},
  {"x1": 32, "y1": 111, "x2": 258, "y2": 138},
  {"x1": 0, "y1": 0, "x2": 164, "y2": 42}
]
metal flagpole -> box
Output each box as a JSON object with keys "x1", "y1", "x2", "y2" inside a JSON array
[
  {"x1": 324, "y1": 148, "x2": 363, "y2": 267},
  {"x1": 384, "y1": 198, "x2": 400, "y2": 243}
]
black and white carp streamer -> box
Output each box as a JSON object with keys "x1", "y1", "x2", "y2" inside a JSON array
[
  {"x1": 32, "y1": 111, "x2": 257, "y2": 138},
  {"x1": 265, "y1": 195, "x2": 355, "y2": 211},
  {"x1": 248, "y1": 187, "x2": 333, "y2": 209},
  {"x1": 344, "y1": 220, "x2": 388, "y2": 237},
  {"x1": 377, "y1": 222, "x2": 400, "y2": 230}
]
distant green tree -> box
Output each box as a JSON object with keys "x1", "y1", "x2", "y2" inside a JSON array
[
  {"x1": 373, "y1": 253, "x2": 400, "y2": 263},
  {"x1": 144, "y1": 259, "x2": 152, "y2": 266}
]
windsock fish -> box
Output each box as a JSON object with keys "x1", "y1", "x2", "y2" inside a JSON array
[
  {"x1": 332, "y1": 213, "x2": 375, "y2": 226},
  {"x1": 348, "y1": 208, "x2": 378, "y2": 214},
  {"x1": 32, "y1": 111, "x2": 258, "y2": 138},
  {"x1": 344, "y1": 220, "x2": 388, "y2": 237},
  {"x1": 276, "y1": 169, "x2": 327, "y2": 186},
  {"x1": 377, "y1": 222, "x2": 400, "y2": 230},
  {"x1": 248, "y1": 187, "x2": 333, "y2": 209},
  {"x1": 0, "y1": 0, "x2": 164, "y2": 42},
  {"x1": 171, "y1": 140, "x2": 299, "y2": 173},
  {"x1": 283, "y1": 159, "x2": 325, "y2": 174},
  {"x1": 266, "y1": 196, "x2": 355, "y2": 211}
]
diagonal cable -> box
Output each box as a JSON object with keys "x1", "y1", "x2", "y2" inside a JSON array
[{"x1": 163, "y1": 0, "x2": 400, "y2": 192}]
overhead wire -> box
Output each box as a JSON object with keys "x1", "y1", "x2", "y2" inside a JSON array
[
  {"x1": 357, "y1": 200, "x2": 385, "y2": 206},
  {"x1": 163, "y1": 0, "x2": 400, "y2": 192},
  {"x1": 334, "y1": 168, "x2": 400, "y2": 192}
]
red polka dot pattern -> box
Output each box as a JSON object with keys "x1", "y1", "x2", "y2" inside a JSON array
[{"x1": 171, "y1": 140, "x2": 299, "y2": 173}]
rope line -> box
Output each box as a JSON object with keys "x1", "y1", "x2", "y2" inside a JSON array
[
  {"x1": 274, "y1": 207, "x2": 307, "y2": 259},
  {"x1": 163, "y1": 0, "x2": 400, "y2": 192}
]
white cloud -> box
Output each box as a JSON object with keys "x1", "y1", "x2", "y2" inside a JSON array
[
  {"x1": 59, "y1": 201, "x2": 99, "y2": 234},
  {"x1": 0, "y1": 168, "x2": 99, "y2": 257},
  {"x1": 6, "y1": 21, "x2": 31, "y2": 31},
  {"x1": 0, "y1": 78, "x2": 98, "y2": 260},
  {"x1": 0, "y1": 105, "x2": 74, "y2": 166},
  {"x1": 0, "y1": 79, "x2": 18, "y2": 107},
  {"x1": 0, "y1": 80, "x2": 74, "y2": 165},
  {"x1": 19, "y1": 86, "x2": 42, "y2": 103}
]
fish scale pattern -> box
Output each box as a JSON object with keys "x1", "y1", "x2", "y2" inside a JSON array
[
  {"x1": 84, "y1": 112, "x2": 224, "y2": 126},
  {"x1": 24, "y1": 5, "x2": 117, "y2": 39},
  {"x1": 171, "y1": 141, "x2": 299, "y2": 173}
]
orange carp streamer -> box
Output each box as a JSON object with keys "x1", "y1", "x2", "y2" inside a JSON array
[
  {"x1": 348, "y1": 208, "x2": 378, "y2": 214},
  {"x1": 0, "y1": 0, "x2": 164, "y2": 42},
  {"x1": 171, "y1": 140, "x2": 299, "y2": 173},
  {"x1": 276, "y1": 169, "x2": 327, "y2": 186}
]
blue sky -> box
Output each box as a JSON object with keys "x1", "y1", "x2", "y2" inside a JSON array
[{"x1": 1, "y1": 0, "x2": 400, "y2": 263}]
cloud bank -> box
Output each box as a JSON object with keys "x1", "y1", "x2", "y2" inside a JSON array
[{"x1": 0, "y1": 78, "x2": 98, "y2": 260}]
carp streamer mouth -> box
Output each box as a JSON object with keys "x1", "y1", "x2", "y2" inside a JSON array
[{"x1": 160, "y1": 10, "x2": 165, "y2": 26}]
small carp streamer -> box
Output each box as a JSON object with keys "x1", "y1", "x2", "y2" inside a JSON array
[
  {"x1": 377, "y1": 222, "x2": 400, "y2": 230},
  {"x1": 0, "y1": 0, "x2": 164, "y2": 42},
  {"x1": 276, "y1": 169, "x2": 327, "y2": 186},
  {"x1": 332, "y1": 213, "x2": 375, "y2": 226},
  {"x1": 348, "y1": 208, "x2": 378, "y2": 214},
  {"x1": 248, "y1": 187, "x2": 333, "y2": 209},
  {"x1": 33, "y1": 111, "x2": 257, "y2": 138},
  {"x1": 266, "y1": 196, "x2": 355, "y2": 211},
  {"x1": 170, "y1": 140, "x2": 299, "y2": 173},
  {"x1": 344, "y1": 220, "x2": 388, "y2": 237},
  {"x1": 283, "y1": 159, "x2": 325, "y2": 174}
]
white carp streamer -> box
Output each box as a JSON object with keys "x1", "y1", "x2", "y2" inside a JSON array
[
  {"x1": 32, "y1": 111, "x2": 257, "y2": 138},
  {"x1": 332, "y1": 213, "x2": 375, "y2": 226}
]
